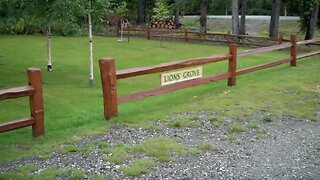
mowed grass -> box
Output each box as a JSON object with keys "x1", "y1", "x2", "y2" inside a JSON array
[{"x1": 0, "y1": 35, "x2": 319, "y2": 163}]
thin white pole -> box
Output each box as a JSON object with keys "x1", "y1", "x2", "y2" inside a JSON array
[{"x1": 88, "y1": 0, "x2": 94, "y2": 87}]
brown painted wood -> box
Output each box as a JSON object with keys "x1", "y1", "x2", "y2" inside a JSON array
[
  {"x1": 227, "y1": 31, "x2": 231, "y2": 44},
  {"x1": 0, "y1": 117, "x2": 35, "y2": 133},
  {"x1": 236, "y1": 42, "x2": 268, "y2": 47},
  {"x1": 126, "y1": 28, "x2": 288, "y2": 47},
  {"x1": 99, "y1": 59, "x2": 118, "y2": 119},
  {"x1": 278, "y1": 35, "x2": 283, "y2": 44},
  {"x1": 297, "y1": 38, "x2": 320, "y2": 45},
  {"x1": 231, "y1": 34, "x2": 278, "y2": 41},
  {"x1": 184, "y1": 29, "x2": 188, "y2": 42},
  {"x1": 236, "y1": 57, "x2": 292, "y2": 76},
  {"x1": 186, "y1": 38, "x2": 228, "y2": 44},
  {"x1": 238, "y1": 42, "x2": 291, "y2": 57},
  {"x1": 117, "y1": 54, "x2": 230, "y2": 79},
  {"x1": 118, "y1": 72, "x2": 230, "y2": 103},
  {"x1": 228, "y1": 44, "x2": 237, "y2": 86},
  {"x1": 290, "y1": 34, "x2": 297, "y2": 67},
  {"x1": 146, "y1": 28, "x2": 151, "y2": 40},
  {"x1": 297, "y1": 50, "x2": 320, "y2": 59},
  {"x1": 27, "y1": 68, "x2": 44, "y2": 137},
  {"x1": 310, "y1": 42, "x2": 320, "y2": 46},
  {"x1": 205, "y1": 32, "x2": 227, "y2": 36},
  {"x1": 0, "y1": 86, "x2": 34, "y2": 101}
]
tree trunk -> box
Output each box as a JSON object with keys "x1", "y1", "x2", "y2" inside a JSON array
[
  {"x1": 46, "y1": 25, "x2": 52, "y2": 72},
  {"x1": 88, "y1": 0, "x2": 94, "y2": 87},
  {"x1": 239, "y1": 0, "x2": 248, "y2": 35},
  {"x1": 305, "y1": 5, "x2": 319, "y2": 40},
  {"x1": 174, "y1": 1, "x2": 180, "y2": 28},
  {"x1": 269, "y1": 0, "x2": 280, "y2": 38},
  {"x1": 232, "y1": 0, "x2": 239, "y2": 35},
  {"x1": 137, "y1": 0, "x2": 145, "y2": 24},
  {"x1": 200, "y1": 0, "x2": 207, "y2": 33},
  {"x1": 284, "y1": 6, "x2": 287, "y2": 16}
]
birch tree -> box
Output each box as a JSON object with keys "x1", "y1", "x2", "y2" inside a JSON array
[
  {"x1": 88, "y1": 0, "x2": 94, "y2": 87},
  {"x1": 31, "y1": 0, "x2": 56, "y2": 72},
  {"x1": 78, "y1": 0, "x2": 111, "y2": 87},
  {"x1": 30, "y1": 0, "x2": 75, "y2": 72}
]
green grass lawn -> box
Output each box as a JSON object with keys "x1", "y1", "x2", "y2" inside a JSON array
[{"x1": 0, "y1": 35, "x2": 319, "y2": 163}]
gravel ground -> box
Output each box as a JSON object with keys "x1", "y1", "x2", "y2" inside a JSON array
[{"x1": 1, "y1": 111, "x2": 320, "y2": 179}]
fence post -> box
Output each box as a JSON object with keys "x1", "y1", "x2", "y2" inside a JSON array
[
  {"x1": 228, "y1": 44, "x2": 237, "y2": 86},
  {"x1": 146, "y1": 27, "x2": 151, "y2": 40},
  {"x1": 116, "y1": 27, "x2": 120, "y2": 37},
  {"x1": 184, "y1": 29, "x2": 188, "y2": 42},
  {"x1": 99, "y1": 59, "x2": 118, "y2": 119},
  {"x1": 290, "y1": 34, "x2": 297, "y2": 67},
  {"x1": 278, "y1": 34, "x2": 283, "y2": 44},
  {"x1": 27, "y1": 68, "x2": 44, "y2": 137},
  {"x1": 227, "y1": 31, "x2": 231, "y2": 44}
]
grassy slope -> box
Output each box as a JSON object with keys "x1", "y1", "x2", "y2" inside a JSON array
[{"x1": 0, "y1": 35, "x2": 319, "y2": 163}]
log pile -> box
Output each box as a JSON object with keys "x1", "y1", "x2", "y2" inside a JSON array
[{"x1": 150, "y1": 16, "x2": 176, "y2": 29}]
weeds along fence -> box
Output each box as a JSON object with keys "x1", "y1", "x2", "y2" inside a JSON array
[
  {"x1": 115, "y1": 28, "x2": 287, "y2": 47},
  {"x1": 99, "y1": 35, "x2": 320, "y2": 119},
  {"x1": 0, "y1": 68, "x2": 44, "y2": 137}
]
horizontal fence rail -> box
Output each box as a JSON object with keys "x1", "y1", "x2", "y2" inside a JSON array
[
  {"x1": 117, "y1": 54, "x2": 231, "y2": 79},
  {"x1": 0, "y1": 86, "x2": 35, "y2": 101},
  {"x1": 100, "y1": 35, "x2": 320, "y2": 119},
  {"x1": 113, "y1": 28, "x2": 287, "y2": 47},
  {"x1": 0, "y1": 68, "x2": 44, "y2": 137}
]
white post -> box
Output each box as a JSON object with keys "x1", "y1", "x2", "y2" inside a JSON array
[
  {"x1": 47, "y1": 26, "x2": 52, "y2": 72},
  {"x1": 88, "y1": 0, "x2": 94, "y2": 88}
]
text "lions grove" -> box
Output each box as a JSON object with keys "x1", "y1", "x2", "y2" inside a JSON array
[{"x1": 160, "y1": 67, "x2": 203, "y2": 86}]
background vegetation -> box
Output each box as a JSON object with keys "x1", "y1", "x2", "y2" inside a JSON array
[{"x1": 0, "y1": 0, "x2": 319, "y2": 36}]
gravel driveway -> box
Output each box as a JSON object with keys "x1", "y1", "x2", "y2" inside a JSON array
[{"x1": 1, "y1": 112, "x2": 319, "y2": 179}]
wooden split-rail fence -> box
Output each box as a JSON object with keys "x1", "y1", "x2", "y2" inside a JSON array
[
  {"x1": 0, "y1": 68, "x2": 44, "y2": 137},
  {"x1": 99, "y1": 35, "x2": 320, "y2": 119},
  {"x1": 116, "y1": 28, "x2": 289, "y2": 47}
]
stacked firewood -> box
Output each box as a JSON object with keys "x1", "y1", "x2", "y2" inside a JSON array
[{"x1": 150, "y1": 16, "x2": 175, "y2": 29}]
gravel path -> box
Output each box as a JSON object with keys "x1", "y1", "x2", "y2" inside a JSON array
[{"x1": 1, "y1": 112, "x2": 320, "y2": 179}]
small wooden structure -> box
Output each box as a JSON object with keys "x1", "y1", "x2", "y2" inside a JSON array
[{"x1": 0, "y1": 68, "x2": 44, "y2": 137}]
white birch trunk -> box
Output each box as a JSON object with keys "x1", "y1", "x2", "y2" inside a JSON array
[
  {"x1": 88, "y1": 0, "x2": 94, "y2": 87},
  {"x1": 47, "y1": 26, "x2": 52, "y2": 71}
]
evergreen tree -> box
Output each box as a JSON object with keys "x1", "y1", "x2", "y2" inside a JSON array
[{"x1": 153, "y1": 0, "x2": 169, "y2": 19}]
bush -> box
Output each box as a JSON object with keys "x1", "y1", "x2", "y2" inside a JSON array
[
  {"x1": 0, "y1": 17, "x2": 17, "y2": 34},
  {"x1": 247, "y1": 8, "x2": 270, "y2": 15},
  {"x1": 61, "y1": 23, "x2": 81, "y2": 36}
]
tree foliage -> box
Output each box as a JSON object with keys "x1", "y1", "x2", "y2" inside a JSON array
[
  {"x1": 153, "y1": 0, "x2": 170, "y2": 18},
  {"x1": 0, "y1": 0, "x2": 319, "y2": 36}
]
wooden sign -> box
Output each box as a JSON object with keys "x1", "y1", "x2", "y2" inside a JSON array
[{"x1": 161, "y1": 67, "x2": 203, "y2": 86}]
